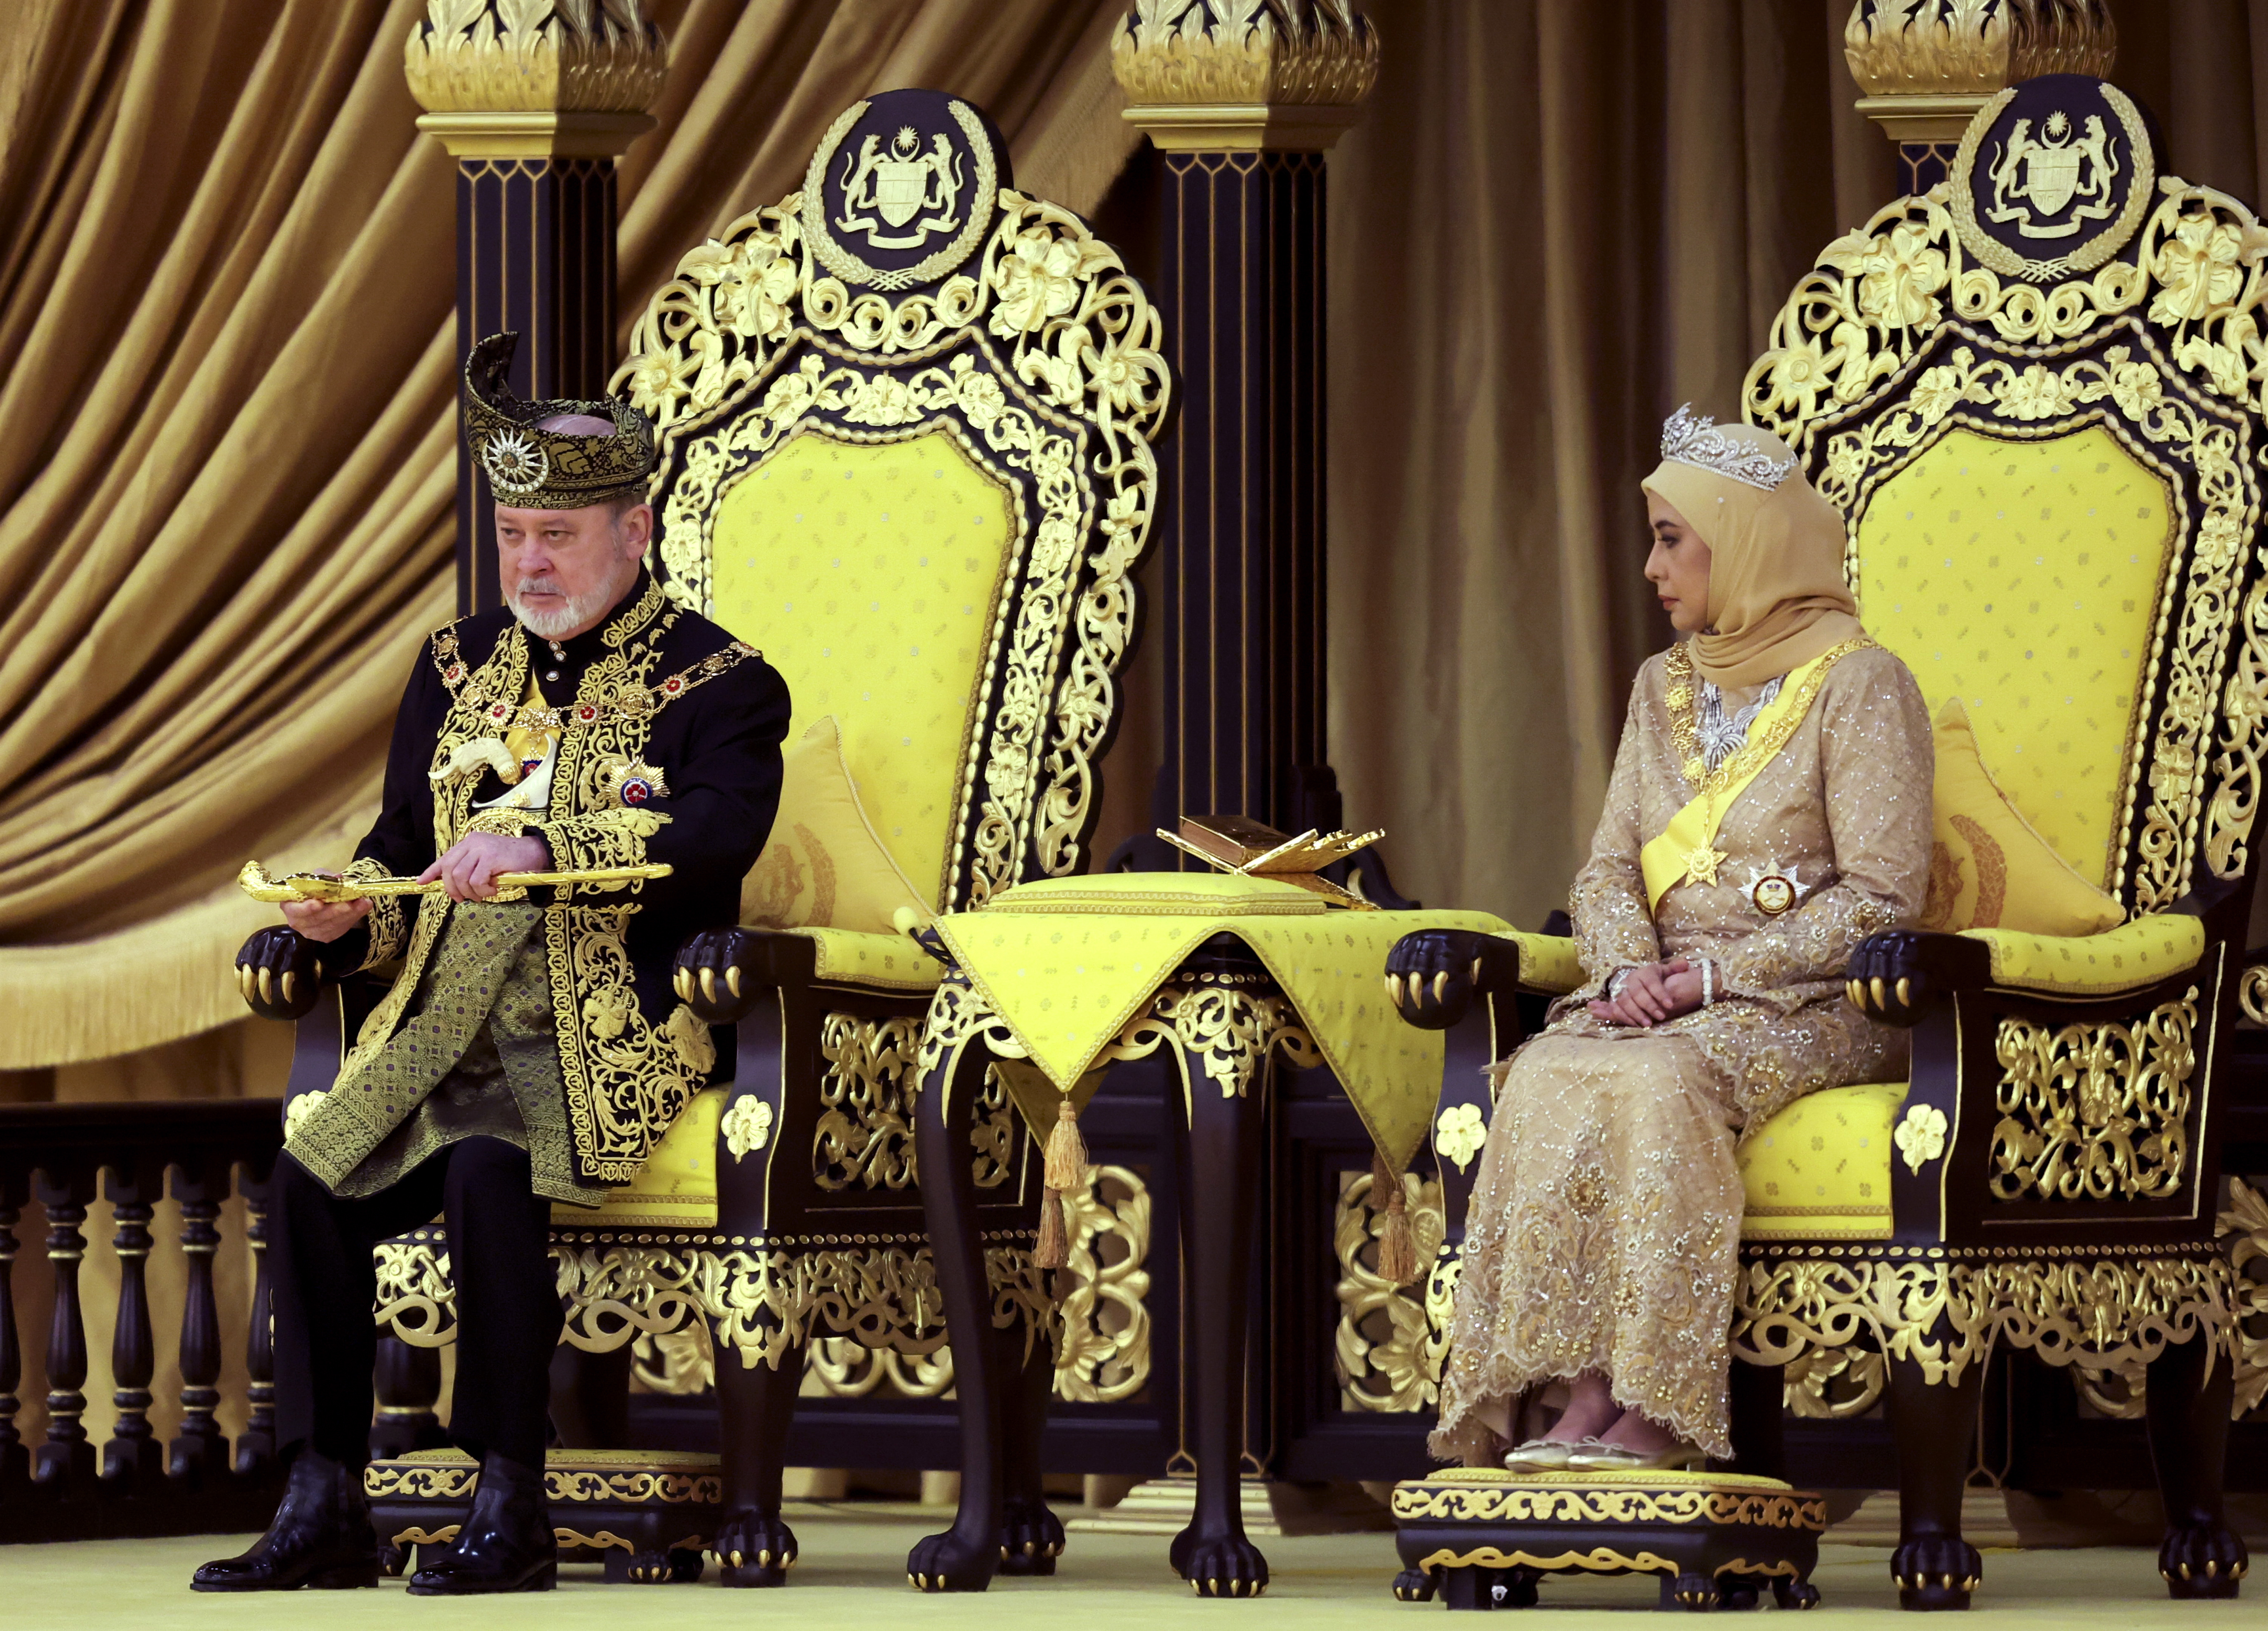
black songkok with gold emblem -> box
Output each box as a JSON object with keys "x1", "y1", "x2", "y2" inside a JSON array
[{"x1": 461, "y1": 331, "x2": 657, "y2": 509}]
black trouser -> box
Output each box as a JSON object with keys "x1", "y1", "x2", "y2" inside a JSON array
[{"x1": 270, "y1": 1137, "x2": 560, "y2": 1469}]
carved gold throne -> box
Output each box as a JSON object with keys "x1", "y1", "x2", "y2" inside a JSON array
[
  {"x1": 263, "y1": 90, "x2": 1167, "y2": 1587},
  {"x1": 1390, "y1": 75, "x2": 2257, "y2": 1613}
]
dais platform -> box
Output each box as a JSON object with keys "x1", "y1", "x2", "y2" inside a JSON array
[
  {"x1": 1389, "y1": 1468, "x2": 1826, "y2": 1612},
  {"x1": 365, "y1": 1449, "x2": 722, "y2": 1584}
]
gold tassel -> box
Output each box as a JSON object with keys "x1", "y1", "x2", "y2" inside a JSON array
[
  {"x1": 1043, "y1": 1095, "x2": 1088, "y2": 1192},
  {"x1": 1372, "y1": 1149, "x2": 1418, "y2": 1286},
  {"x1": 1035, "y1": 1187, "x2": 1069, "y2": 1269}
]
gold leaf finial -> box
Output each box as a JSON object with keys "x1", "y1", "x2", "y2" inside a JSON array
[
  {"x1": 1844, "y1": 0, "x2": 2116, "y2": 144},
  {"x1": 1113, "y1": 0, "x2": 1379, "y2": 152},
  {"x1": 405, "y1": 0, "x2": 668, "y2": 157}
]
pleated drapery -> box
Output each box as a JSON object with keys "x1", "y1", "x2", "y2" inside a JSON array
[
  {"x1": 0, "y1": 0, "x2": 1134, "y2": 1072},
  {"x1": 9, "y1": 0, "x2": 2268, "y2": 1079}
]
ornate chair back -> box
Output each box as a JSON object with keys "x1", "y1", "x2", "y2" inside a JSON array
[
  {"x1": 621, "y1": 90, "x2": 1167, "y2": 915},
  {"x1": 1748, "y1": 77, "x2": 2263, "y2": 928}
]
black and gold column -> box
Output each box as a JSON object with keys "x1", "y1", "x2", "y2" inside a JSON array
[
  {"x1": 1844, "y1": 0, "x2": 2115, "y2": 196},
  {"x1": 406, "y1": 2, "x2": 668, "y2": 614},
  {"x1": 1113, "y1": 5, "x2": 1378, "y2": 852}
]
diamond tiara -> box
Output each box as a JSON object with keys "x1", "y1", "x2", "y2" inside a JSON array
[{"x1": 1659, "y1": 404, "x2": 1799, "y2": 491}]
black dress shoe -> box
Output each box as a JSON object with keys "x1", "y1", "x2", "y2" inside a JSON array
[
  {"x1": 192, "y1": 1449, "x2": 380, "y2": 1591},
  {"x1": 407, "y1": 1452, "x2": 556, "y2": 1595}
]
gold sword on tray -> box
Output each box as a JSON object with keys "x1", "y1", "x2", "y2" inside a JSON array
[{"x1": 236, "y1": 859, "x2": 673, "y2": 904}]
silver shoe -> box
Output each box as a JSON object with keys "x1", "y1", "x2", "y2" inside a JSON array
[
  {"x1": 1564, "y1": 1440, "x2": 1706, "y2": 1472},
  {"x1": 1501, "y1": 1436, "x2": 1593, "y2": 1471}
]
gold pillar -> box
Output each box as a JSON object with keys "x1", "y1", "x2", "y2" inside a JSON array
[
  {"x1": 1113, "y1": 1, "x2": 1380, "y2": 865},
  {"x1": 1845, "y1": 0, "x2": 2117, "y2": 196},
  {"x1": 405, "y1": 0, "x2": 668, "y2": 613}
]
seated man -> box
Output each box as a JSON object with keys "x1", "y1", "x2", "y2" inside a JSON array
[{"x1": 196, "y1": 334, "x2": 791, "y2": 1595}]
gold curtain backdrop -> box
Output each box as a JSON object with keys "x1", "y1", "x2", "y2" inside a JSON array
[
  {"x1": 0, "y1": 0, "x2": 1135, "y2": 1079},
  {"x1": 6, "y1": 0, "x2": 2268, "y2": 1089}
]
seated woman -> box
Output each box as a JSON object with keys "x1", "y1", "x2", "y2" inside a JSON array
[{"x1": 1432, "y1": 407, "x2": 1932, "y2": 1472}]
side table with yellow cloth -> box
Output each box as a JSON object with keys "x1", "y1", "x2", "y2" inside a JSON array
[{"x1": 906, "y1": 872, "x2": 1506, "y2": 1598}]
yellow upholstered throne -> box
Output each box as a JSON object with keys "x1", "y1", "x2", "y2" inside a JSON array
[
  {"x1": 343, "y1": 90, "x2": 1167, "y2": 1586},
  {"x1": 1393, "y1": 76, "x2": 2256, "y2": 1612}
]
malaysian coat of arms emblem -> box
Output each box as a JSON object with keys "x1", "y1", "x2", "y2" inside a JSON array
[
  {"x1": 1986, "y1": 108, "x2": 2120, "y2": 239},
  {"x1": 1950, "y1": 74, "x2": 2156, "y2": 281},
  {"x1": 836, "y1": 125, "x2": 965, "y2": 249},
  {"x1": 799, "y1": 90, "x2": 1003, "y2": 293}
]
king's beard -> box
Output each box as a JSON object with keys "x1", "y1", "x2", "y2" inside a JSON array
[{"x1": 506, "y1": 560, "x2": 638, "y2": 641}]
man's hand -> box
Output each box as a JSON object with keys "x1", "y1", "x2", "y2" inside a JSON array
[
  {"x1": 281, "y1": 895, "x2": 371, "y2": 943},
  {"x1": 420, "y1": 833, "x2": 551, "y2": 902},
  {"x1": 1588, "y1": 958, "x2": 1703, "y2": 1027}
]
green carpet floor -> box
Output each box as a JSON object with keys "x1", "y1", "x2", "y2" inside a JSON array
[{"x1": 10, "y1": 1503, "x2": 2254, "y2": 1627}]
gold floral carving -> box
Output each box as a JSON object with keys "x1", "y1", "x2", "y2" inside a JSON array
[
  {"x1": 805, "y1": 1339, "x2": 955, "y2": 1401},
  {"x1": 813, "y1": 1014, "x2": 920, "y2": 1190},
  {"x1": 1055, "y1": 1163, "x2": 1153, "y2": 1403},
  {"x1": 1894, "y1": 1102, "x2": 1948, "y2": 1175},
  {"x1": 1988, "y1": 993, "x2": 2197, "y2": 1203},
  {"x1": 1113, "y1": 1, "x2": 1379, "y2": 145},
  {"x1": 1412, "y1": 1545, "x2": 1683, "y2": 1577},
  {"x1": 813, "y1": 1014, "x2": 1014, "y2": 1191},
  {"x1": 720, "y1": 1095, "x2": 771, "y2": 1161},
  {"x1": 2223, "y1": 1176, "x2": 2268, "y2": 1418},
  {"x1": 1748, "y1": 180, "x2": 2268, "y2": 911},
  {"x1": 1842, "y1": 1, "x2": 2116, "y2": 101},
  {"x1": 2241, "y1": 964, "x2": 2268, "y2": 1026},
  {"x1": 374, "y1": 1239, "x2": 456, "y2": 1347},
  {"x1": 620, "y1": 189, "x2": 1166, "y2": 898},
  {"x1": 1734, "y1": 1248, "x2": 2233, "y2": 1387},
  {"x1": 1784, "y1": 1345, "x2": 1887, "y2": 1420},
  {"x1": 1391, "y1": 1480, "x2": 1826, "y2": 1532},
  {"x1": 404, "y1": 0, "x2": 667, "y2": 116},
  {"x1": 376, "y1": 1239, "x2": 1051, "y2": 1373},
  {"x1": 1100, "y1": 981, "x2": 1320, "y2": 1101},
  {"x1": 1433, "y1": 1101, "x2": 1487, "y2": 1174},
  {"x1": 969, "y1": 1066, "x2": 1016, "y2": 1189},
  {"x1": 1334, "y1": 1169, "x2": 1448, "y2": 1411}
]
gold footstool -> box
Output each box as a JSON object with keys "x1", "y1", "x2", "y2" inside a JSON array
[
  {"x1": 1389, "y1": 1468, "x2": 1826, "y2": 1611},
  {"x1": 365, "y1": 1448, "x2": 722, "y2": 1584}
]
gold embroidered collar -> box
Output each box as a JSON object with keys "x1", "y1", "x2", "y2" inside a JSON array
[
  {"x1": 1662, "y1": 637, "x2": 1875, "y2": 795},
  {"x1": 431, "y1": 579, "x2": 758, "y2": 731}
]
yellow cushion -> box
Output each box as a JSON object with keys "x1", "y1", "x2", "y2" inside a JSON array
[
  {"x1": 711, "y1": 429, "x2": 1017, "y2": 910},
  {"x1": 1494, "y1": 930, "x2": 1584, "y2": 995},
  {"x1": 1738, "y1": 1081, "x2": 1907, "y2": 1240},
  {"x1": 551, "y1": 1085, "x2": 723, "y2": 1228},
  {"x1": 1917, "y1": 698, "x2": 2125, "y2": 938},
  {"x1": 1856, "y1": 424, "x2": 2172, "y2": 893},
  {"x1": 981, "y1": 872, "x2": 1329, "y2": 917},
  {"x1": 740, "y1": 717, "x2": 932, "y2": 935},
  {"x1": 1963, "y1": 911, "x2": 2205, "y2": 996},
  {"x1": 784, "y1": 925, "x2": 942, "y2": 992}
]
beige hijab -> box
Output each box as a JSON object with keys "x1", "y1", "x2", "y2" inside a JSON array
[{"x1": 1640, "y1": 412, "x2": 1864, "y2": 689}]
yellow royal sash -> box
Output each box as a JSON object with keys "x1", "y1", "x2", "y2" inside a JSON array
[{"x1": 1640, "y1": 637, "x2": 1874, "y2": 911}]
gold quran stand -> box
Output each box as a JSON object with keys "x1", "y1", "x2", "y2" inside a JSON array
[
  {"x1": 1155, "y1": 815, "x2": 1386, "y2": 909},
  {"x1": 236, "y1": 860, "x2": 673, "y2": 905}
]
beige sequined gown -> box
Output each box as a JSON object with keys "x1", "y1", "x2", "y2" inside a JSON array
[{"x1": 1433, "y1": 641, "x2": 1933, "y2": 1462}]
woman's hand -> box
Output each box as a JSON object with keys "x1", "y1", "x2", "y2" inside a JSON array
[{"x1": 1588, "y1": 958, "x2": 1706, "y2": 1027}]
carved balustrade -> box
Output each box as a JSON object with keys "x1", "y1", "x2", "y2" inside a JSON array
[{"x1": 0, "y1": 1100, "x2": 286, "y2": 1542}]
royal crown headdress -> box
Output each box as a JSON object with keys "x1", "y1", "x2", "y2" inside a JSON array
[
  {"x1": 461, "y1": 332, "x2": 656, "y2": 509},
  {"x1": 1659, "y1": 403, "x2": 1798, "y2": 491}
]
